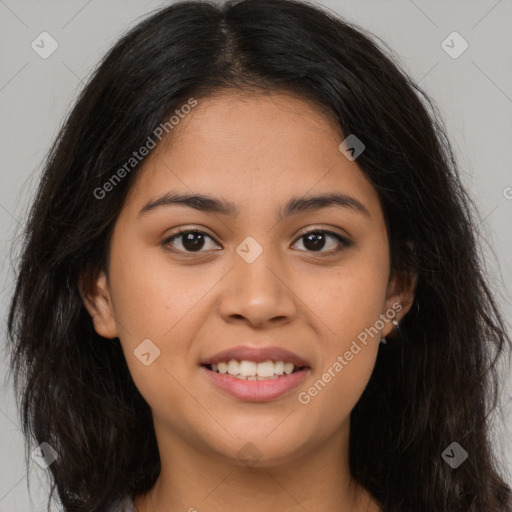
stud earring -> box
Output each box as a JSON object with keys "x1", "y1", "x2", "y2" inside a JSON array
[{"x1": 381, "y1": 317, "x2": 401, "y2": 344}]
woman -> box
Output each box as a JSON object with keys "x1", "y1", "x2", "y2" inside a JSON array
[{"x1": 7, "y1": 0, "x2": 511, "y2": 510}]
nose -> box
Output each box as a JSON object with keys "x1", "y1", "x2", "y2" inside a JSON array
[{"x1": 218, "y1": 246, "x2": 298, "y2": 329}]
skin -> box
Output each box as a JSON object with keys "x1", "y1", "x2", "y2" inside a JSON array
[{"x1": 82, "y1": 91, "x2": 416, "y2": 512}]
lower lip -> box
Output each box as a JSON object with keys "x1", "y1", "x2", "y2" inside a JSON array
[{"x1": 201, "y1": 366, "x2": 310, "y2": 402}]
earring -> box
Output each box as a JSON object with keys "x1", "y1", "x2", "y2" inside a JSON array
[
  {"x1": 381, "y1": 317, "x2": 401, "y2": 344},
  {"x1": 392, "y1": 318, "x2": 401, "y2": 336}
]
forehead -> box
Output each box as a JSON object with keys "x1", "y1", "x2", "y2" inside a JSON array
[
  {"x1": 160, "y1": 91, "x2": 344, "y2": 157},
  {"x1": 124, "y1": 92, "x2": 381, "y2": 220}
]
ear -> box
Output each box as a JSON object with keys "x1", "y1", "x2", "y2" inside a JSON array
[
  {"x1": 78, "y1": 270, "x2": 119, "y2": 339},
  {"x1": 381, "y1": 267, "x2": 417, "y2": 339}
]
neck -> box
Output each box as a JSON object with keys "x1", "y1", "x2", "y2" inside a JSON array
[{"x1": 134, "y1": 417, "x2": 379, "y2": 512}]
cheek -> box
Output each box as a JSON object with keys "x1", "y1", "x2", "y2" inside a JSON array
[
  {"x1": 297, "y1": 343, "x2": 378, "y2": 441},
  {"x1": 300, "y1": 250, "x2": 390, "y2": 341},
  {"x1": 107, "y1": 242, "x2": 226, "y2": 415},
  {"x1": 108, "y1": 238, "x2": 217, "y2": 339},
  {"x1": 293, "y1": 251, "x2": 387, "y2": 421}
]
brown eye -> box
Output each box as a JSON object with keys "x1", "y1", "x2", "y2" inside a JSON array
[
  {"x1": 162, "y1": 229, "x2": 220, "y2": 253},
  {"x1": 292, "y1": 230, "x2": 351, "y2": 254},
  {"x1": 162, "y1": 228, "x2": 351, "y2": 255}
]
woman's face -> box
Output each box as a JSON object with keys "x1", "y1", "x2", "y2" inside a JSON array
[{"x1": 84, "y1": 92, "x2": 413, "y2": 467}]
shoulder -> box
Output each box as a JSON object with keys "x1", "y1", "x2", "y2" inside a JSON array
[{"x1": 106, "y1": 496, "x2": 138, "y2": 512}]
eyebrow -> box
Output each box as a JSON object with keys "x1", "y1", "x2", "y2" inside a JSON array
[{"x1": 138, "y1": 190, "x2": 370, "y2": 221}]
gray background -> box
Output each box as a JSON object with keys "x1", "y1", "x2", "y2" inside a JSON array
[{"x1": 1, "y1": 0, "x2": 511, "y2": 510}]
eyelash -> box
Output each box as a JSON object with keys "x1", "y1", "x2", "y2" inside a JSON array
[{"x1": 161, "y1": 227, "x2": 352, "y2": 256}]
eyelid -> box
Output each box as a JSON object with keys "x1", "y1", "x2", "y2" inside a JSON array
[
  {"x1": 162, "y1": 225, "x2": 352, "y2": 254},
  {"x1": 291, "y1": 228, "x2": 352, "y2": 254},
  {"x1": 294, "y1": 225, "x2": 351, "y2": 243},
  {"x1": 161, "y1": 227, "x2": 221, "y2": 252}
]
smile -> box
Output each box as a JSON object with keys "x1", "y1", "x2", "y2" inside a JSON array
[
  {"x1": 201, "y1": 360, "x2": 310, "y2": 402},
  {"x1": 200, "y1": 345, "x2": 311, "y2": 401},
  {"x1": 205, "y1": 359, "x2": 302, "y2": 380}
]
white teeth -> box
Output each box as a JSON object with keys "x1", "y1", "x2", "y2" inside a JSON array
[
  {"x1": 239, "y1": 360, "x2": 257, "y2": 377},
  {"x1": 283, "y1": 362, "x2": 294, "y2": 375},
  {"x1": 233, "y1": 374, "x2": 279, "y2": 380},
  {"x1": 256, "y1": 360, "x2": 275, "y2": 377},
  {"x1": 208, "y1": 359, "x2": 302, "y2": 379},
  {"x1": 227, "y1": 359, "x2": 239, "y2": 375}
]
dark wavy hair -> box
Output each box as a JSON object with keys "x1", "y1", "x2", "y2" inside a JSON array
[{"x1": 6, "y1": 0, "x2": 511, "y2": 510}]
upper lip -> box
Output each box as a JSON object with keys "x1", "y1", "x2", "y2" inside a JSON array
[{"x1": 201, "y1": 345, "x2": 310, "y2": 367}]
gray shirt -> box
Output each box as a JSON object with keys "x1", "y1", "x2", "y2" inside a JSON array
[{"x1": 108, "y1": 496, "x2": 138, "y2": 512}]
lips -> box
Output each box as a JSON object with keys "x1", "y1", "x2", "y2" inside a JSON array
[
  {"x1": 201, "y1": 345, "x2": 310, "y2": 368},
  {"x1": 200, "y1": 345, "x2": 311, "y2": 402}
]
